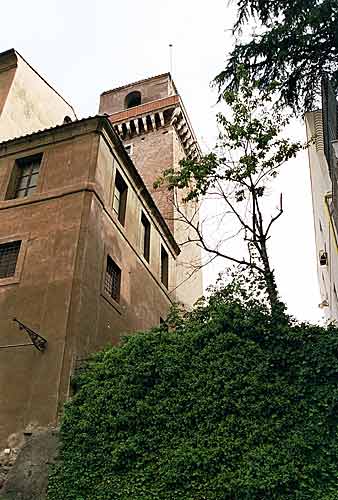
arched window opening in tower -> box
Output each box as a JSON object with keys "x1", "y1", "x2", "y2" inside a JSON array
[{"x1": 125, "y1": 91, "x2": 141, "y2": 109}]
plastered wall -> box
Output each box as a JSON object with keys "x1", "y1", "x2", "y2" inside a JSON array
[
  {"x1": 306, "y1": 111, "x2": 338, "y2": 321},
  {"x1": 0, "y1": 50, "x2": 76, "y2": 142},
  {"x1": 0, "y1": 119, "x2": 176, "y2": 447}
]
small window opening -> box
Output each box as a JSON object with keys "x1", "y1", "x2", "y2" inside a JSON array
[
  {"x1": 124, "y1": 144, "x2": 133, "y2": 157},
  {"x1": 125, "y1": 91, "x2": 141, "y2": 109},
  {"x1": 0, "y1": 240, "x2": 21, "y2": 279},
  {"x1": 113, "y1": 170, "x2": 128, "y2": 225},
  {"x1": 104, "y1": 256, "x2": 121, "y2": 302},
  {"x1": 320, "y1": 251, "x2": 328, "y2": 266},
  {"x1": 160, "y1": 245, "x2": 169, "y2": 288},
  {"x1": 140, "y1": 213, "x2": 151, "y2": 262}
]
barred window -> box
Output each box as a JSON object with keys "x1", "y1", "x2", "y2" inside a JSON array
[
  {"x1": 14, "y1": 154, "x2": 42, "y2": 199},
  {"x1": 104, "y1": 256, "x2": 121, "y2": 302},
  {"x1": 0, "y1": 240, "x2": 21, "y2": 279}
]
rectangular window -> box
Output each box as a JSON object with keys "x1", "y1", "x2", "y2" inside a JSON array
[
  {"x1": 0, "y1": 240, "x2": 21, "y2": 279},
  {"x1": 104, "y1": 256, "x2": 121, "y2": 302},
  {"x1": 12, "y1": 154, "x2": 42, "y2": 199},
  {"x1": 160, "y1": 245, "x2": 169, "y2": 288},
  {"x1": 113, "y1": 170, "x2": 128, "y2": 225},
  {"x1": 140, "y1": 213, "x2": 151, "y2": 262}
]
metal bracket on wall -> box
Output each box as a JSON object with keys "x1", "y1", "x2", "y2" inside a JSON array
[{"x1": 0, "y1": 319, "x2": 48, "y2": 351}]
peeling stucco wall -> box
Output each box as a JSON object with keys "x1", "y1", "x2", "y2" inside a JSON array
[{"x1": 0, "y1": 50, "x2": 76, "y2": 142}]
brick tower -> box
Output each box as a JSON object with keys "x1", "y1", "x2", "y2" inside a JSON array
[{"x1": 99, "y1": 73, "x2": 203, "y2": 306}]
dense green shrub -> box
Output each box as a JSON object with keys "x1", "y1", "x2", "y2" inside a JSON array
[{"x1": 48, "y1": 287, "x2": 338, "y2": 499}]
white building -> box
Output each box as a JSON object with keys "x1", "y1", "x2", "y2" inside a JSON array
[{"x1": 305, "y1": 80, "x2": 338, "y2": 321}]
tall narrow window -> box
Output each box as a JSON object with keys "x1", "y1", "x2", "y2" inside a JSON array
[
  {"x1": 104, "y1": 256, "x2": 121, "y2": 302},
  {"x1": 113, "y1": 170, "x2": 128, "y2": 225},
  {"x1": 160, "y1": 245, "x2": 169, "y2": 288},
  {"x1": 0, "y1": 240, "x2": 21, "y2": 279},
  {"x1": 140, "y1": 213, "x2": 151, "y2": 262},
  {"x1": 12, "y1": 154, "x2": 42, "y2": 199}
]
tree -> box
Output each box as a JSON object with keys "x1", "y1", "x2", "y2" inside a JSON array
[
  {"x1": 156, "y1": 72, "x2": 304, "y2": 312},
  {"x1": 216, "y1": 0, "x2": 338, "y2": 113},
  {"x1": 47, "y1": 282, "x2": 338, "y2": 500}
]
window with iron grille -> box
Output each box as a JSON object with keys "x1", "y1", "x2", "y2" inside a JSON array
[
  {"x1": 113, "y1": 170, "x2": 128, "y2": 225},
  {"x1": 13, "y1": 154, "x2": 42, "y2": 199},
  {"x1": 104, "y1": 256, "x2": 121, "y2": 302},
  {"x1": 0, "y1": 240, "x2": 21, "y2": 279},
  {"x1": 160, "y1": 245, "x2": 169, "y2": 288}
]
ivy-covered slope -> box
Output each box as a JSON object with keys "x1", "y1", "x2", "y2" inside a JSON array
[{"x1": 48, "y1": 290, "x2": 338, "y2": 500}]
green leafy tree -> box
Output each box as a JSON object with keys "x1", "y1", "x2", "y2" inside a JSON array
[
  {"x1": 217, "y1": 0, "x2": 338, "y2": 113},
  {"x1": 48, "y1": 281, "x2": 338, "y2": 500},
  {"x1": 156, "y1": 73, "x2": 304, "y2": 312}
]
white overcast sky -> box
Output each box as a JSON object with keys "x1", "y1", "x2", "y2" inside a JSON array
[{"x1": 0, "y1": 0, "x2": 322, "y2": 322}]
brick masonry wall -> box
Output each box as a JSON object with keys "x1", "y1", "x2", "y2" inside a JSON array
[
  {"x1": 118, "y1": 122, "x2": 203, "y2": 307},
  {"x1": 125, "y1": 127, "x2": 175, "y2": 231},
  {"x1": 172, "y1": 129, "x2": 203, "y2": 307}
]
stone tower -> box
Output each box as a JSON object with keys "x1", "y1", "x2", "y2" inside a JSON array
[{"x1": 99, "y1": 73, "x2": 203, "y2": 306}]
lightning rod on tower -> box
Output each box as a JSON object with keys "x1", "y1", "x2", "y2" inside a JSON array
[{"x1": 169, "y1": 43, "x2": 173, "y2": 75}]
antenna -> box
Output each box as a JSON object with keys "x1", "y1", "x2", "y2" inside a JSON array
[{"x1": 169, "y1": 44, "x2": 173, "y2": 75}]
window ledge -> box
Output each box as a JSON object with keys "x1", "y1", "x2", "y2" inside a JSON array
[
  {"x1": 0, "y1": 275, "x2": 20, "y2": 287},
  {"x1": 101, "y1": 291, "x2": 122, "y2": 315}
]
